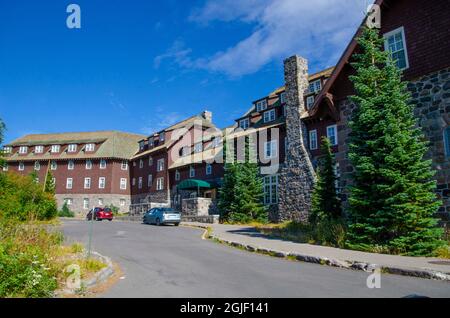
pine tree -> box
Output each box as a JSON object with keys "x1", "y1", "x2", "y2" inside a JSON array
[
  {"x1": 0, "y1": 118, "x2": 5, "y2": 168},
  {"x1": 346, "y1": 26, "x2": 444, "y2": 255},
  {"x1": 310, "y1": 137, "x2": 341, "y2": 224},
  {"x1": 217, "y1": 133, "x2": 238, "y2": 221},
  {"x1": 44, "y1": 171, "x2": 55, "y2": 194}
]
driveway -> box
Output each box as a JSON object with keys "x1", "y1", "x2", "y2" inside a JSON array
[{"x1": 61, "y1": 219, "x2": 450, "y2": 297}]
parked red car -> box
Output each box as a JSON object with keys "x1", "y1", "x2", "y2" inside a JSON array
[{"x1": 86, "y1": 207, "x2": 113, "y2": 221}]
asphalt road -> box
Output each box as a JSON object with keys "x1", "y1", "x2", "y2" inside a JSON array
[{"x1": 61, "y1": 219, "x2": 450, "y2": 298}]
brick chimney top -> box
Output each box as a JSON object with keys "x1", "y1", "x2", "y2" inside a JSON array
[{"x1": 201, "y1": 110, "x2": 212, "y2": 122}]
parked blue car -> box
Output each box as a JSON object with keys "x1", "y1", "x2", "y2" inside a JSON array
[{"x1": 143, "y1": 207, "x2": 181, "y2": 226}]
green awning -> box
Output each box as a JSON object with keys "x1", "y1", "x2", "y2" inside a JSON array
[{"x1": 177, "y1": 179, "x2": 212, "y2": 190}]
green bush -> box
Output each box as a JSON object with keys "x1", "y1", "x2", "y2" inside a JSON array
[
  {"x1": 58, "y1": 202, "x2": 75, "y2": 218},
  {"x1": 0, "y1": 172, "x2": 57, "y2": 221}
]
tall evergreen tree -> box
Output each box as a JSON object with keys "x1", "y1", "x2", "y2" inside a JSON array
[
  {"x1": 44, "y1": 171, "x2": 55, "y2": 194},
  {"x1": 0, "y1": 118, "x2": 5, "y2": 168},
  {"x1": 346, "y1": 26, "x2": 444, "y2": 255},
  {"x1": 310, "y1": 137, "x2": 341, "y2": 224}
]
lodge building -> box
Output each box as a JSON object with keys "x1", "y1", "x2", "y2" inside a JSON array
[{"x1": 3, "y1": 0, "x2": 449, "y2": 224}]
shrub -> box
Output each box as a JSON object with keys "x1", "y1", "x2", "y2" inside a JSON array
[{"x1": 58, "y1": 202, "x2": 75, "y2": 218}]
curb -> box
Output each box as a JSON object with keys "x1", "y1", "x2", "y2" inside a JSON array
[{"x1": 185, "y1": 224, "x2": 450, "y2": 282}]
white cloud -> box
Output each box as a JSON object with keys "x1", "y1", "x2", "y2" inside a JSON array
[
  {"x1": 159, "y1": 0, "x2": 366, "y2": 77},
  {"x1": 140, "y1": 107, "x2": 187, "y2": 135}
]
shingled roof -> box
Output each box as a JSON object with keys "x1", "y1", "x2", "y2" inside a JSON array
[{"x1": 6, "y1": 131, "x2": 145, "y2": 161}]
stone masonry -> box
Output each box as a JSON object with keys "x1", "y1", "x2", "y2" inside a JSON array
[
  {"x1": 335, "y1": 68, "x2": 450, "y2": 225},
  {"x1": 277, "y1": 55, "x2": 316, "y2": 222},
  {"x1": 55, "y1": 194, "x2": 131, "y2": 216}
]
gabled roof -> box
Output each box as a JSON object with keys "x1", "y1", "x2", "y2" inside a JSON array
[{"x1": 6, "y1": 131, "x2": 145, "y2": 161}]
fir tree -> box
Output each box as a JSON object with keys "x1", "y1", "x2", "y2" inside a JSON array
[
  {"x1": 44, "y1": 171, "x2": 55, "y2": 194},
  {"x1": 0, "y1": 118, "x2": 5, "y2": 168},
  {"x1": 310, "y1": 137, "x2": 341, "y2": 224},
  {"x1": 346, "y1": 26, "x2": 444, "y2": 256}
]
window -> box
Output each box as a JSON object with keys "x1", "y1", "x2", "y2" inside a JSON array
[
  {"x1": 309, "y1": 130, "x2": 318, "y2": 150},
  {"x1": 83, "y1": 198, "x2": 89, "y2": 210},
  {"x1": 34, "y1": 145, "x2": 44, "y2": 154},
  {"x1": 306, "y1": 96, "x2": 315, "y2": 109},
  {"x1": 121, "y1": 161, "x2": 128, "y2": 170},
  {"x1": 263, "y1": 175, "x2": 278, "y2": 205},
  {"x1": 156, "y1": 177, "x2": 164, "y2": 191},
  {"x1": 206, "y1": 164, "x2": 212, "y2": 175},
  {"x1": 99, "y1": 177, "x2": 106, "y2": 189},
  {"x1": 34, "y1": 161, "x2": 40, "y2": 171},
  {"x1": 139, "y1": 159, "x2": 143, "y2": 169},
  {"x1": 84, "y1": 177, "x2": 91, "y2": 189},
  {"x1": 280, "y1": 92, "x2": 286, "y2": 104},
  {"x1": 256, "y1": 100, "x2": 267, "y2": 112},
  {"x1": 50, "y1": 161, "x2": 57, "y2": 170},
  {"x1": 148, "y1": 138, "x2": 154, "y2": 147},
  {"x1": 175, "y1": 170, "x2": 180, "y2": 181},
  {"x1": 120, "y1": 199, "x2": 126, "y2": 207},
  {"x1": 66, "y1": 178, "x2": 73, "y2": 189},
  {"x1": 148, "y1": 156, "x2": 153, "y2": 166},
  {"x1": 19, "y1": 146, "x2": 28, "y2": 154},
  {"x1": 189, "y1": 166, "x2": 195, "y2": 178},
  {"x1": 34, "y1": 177, "x2": 39, "y2": 183},
  {"x1": 239, "y1": 118, "x2": 250, "y2": 130},
  {"x1": 264, "y1": 140, "x2": 278, "y2": 159},
  {"x1": 157, "y1": 158, "x2": 164, "y2": 171},
  {"x1": 100, "y1": 159, "x2": 107, "y2": 169},
  {"x1": 139, "y1": 141, "x2": 145, "y2": 151},
  {"x1": 159, "y1": 132, "x2": 165, "y2": 142},
  {"x1": 212, "y1": 137, "x2": 220, "y2": 148},
  {"x1": 68, "y1": 160, "x2": 74, "y2": 170},
  {"x1": 85, "y1": 143, "x2": 95, "y2": 152},
  {"x1": 3, "y1": 146, "x2": 11, "y2": 154},
  {"x1": 138, "y1": 177, "x2": 143, "y2": 189},
  {"x1": 132, "y1": 178, "x2": 136, "y2": 186},
  {"x1": 68, "y1": 144, "x2": 77, "y2": 153},
  {"x1": 263, "y1": 109, "x2": 276, "y2": 123},
  {"x1": 85, "y1": 160, "x2": 92, "y2": 170},
  {"x1": 98, "y1": 198, "x2": 104, "y2": 206},
  {"x1": 51, "y1": 145, "x2": 60, "y2": 153},
  {"x1": 444, "y1": 127, "x2": 450, "y2": 158},
  {"x1": 384, "y1": 26, "x2": 409, "y2": 70},
  {"x1": 309, "y1": 80, "x2": 321, "y2": 93},
  {"x1": 52, "y1": 177, "x2": 56, "y2": 186},
  {"x1": 148, "y1": 174, "x2": 153, "y2": 187},
  {"x1": 194, "y1": 143, "x2": 203, "y2": 153},
  {"x1": 18, "y1": 162, "x2": 24, "y2": 171},
  {"x1": 181, "y1": 146, "x2": 190, "y2": 157},
  {"x1": 64, "y1": 198, "x2": 73, "y2": 206},
  {"x1": 327, "y1": 125, "x2": 338, "y2": 146},
  {"x1": 120, "y1": 178, "x2": 127, "y2": 190},
  {"x1": 2, "y1": 163, "x2": 8, "y2": 171}
]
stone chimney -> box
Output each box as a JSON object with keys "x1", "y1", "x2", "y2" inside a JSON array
[
  {"x1": 277, "y1": 55, "x2": 316, "y2": 222},
  {"x1": 201, "y1": 110, "x2": 212, "y2": 122}
]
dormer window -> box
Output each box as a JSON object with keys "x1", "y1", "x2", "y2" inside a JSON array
[
  {"x1": 19, "y1": 146, "x2": 28, "y2": 154},
  {"x1": 3, "y1": 146, "x2": 11, "y2": 154},
  {"x1": 280, "y1": 92, "x2": 286, "y2": 104},
  {"x1": 256, "y1": 100, "x2": 268, "y2": 112},
  {"x1": 34, "y1": 145, "x2": 44, "y2": 154},
  {"x1": 139, "y1": 141, "x2": 145, "y2": 151},
  {"x1": 159, "y1": 132, "x2": 165, "y2": 142},
  {"x1": 306, "y1": 96, "x2": 315, "y2": 109},
  {"x1": 194, "y1": 143, "x2": 203, "y2": 153},
  {"x1": 68, "y1": 144, "x2": 77, "y2": 153},
  {"x1": 239, "y1": 118, "x2": 250, "y2": 130},
  {"x1": 51, "y1": 145, "x2": 60, "y2": 153},
  {"x1": 148, "y1": 138, "x2": 154, "y2": 147},
  {"x1": 100, "y1": 159, "x2": 107, "y2": 169},
  {"x1": 85, "y1": 143, "x2": 95, "y2": 152},
  {"x1": 263, "y1": 109, "x2": 276, "y2": 123},
  {"x1": 309, "y1": 80, "x2": 321, "y2": 93}
]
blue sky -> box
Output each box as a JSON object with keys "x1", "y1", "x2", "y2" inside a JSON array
[{"x1": 0, "y1": 0, "x2": 366, "y2": 144}]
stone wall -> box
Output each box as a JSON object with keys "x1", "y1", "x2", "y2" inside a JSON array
[
  {"x1": 181, "y1": 197, "x2": 214, "y2": 216},
  {"x1": 335, "y1": 68, "x2": 450, "y2": 224},
  {"x1": 130, "y1": 190, "x2": 169, "y2": 205},
  {"x1": 276, "y1": 55, "x2": 316, "y2": 222},
  {"x1": 55, "y1": 194, "x2": 131, "y2": 216}
]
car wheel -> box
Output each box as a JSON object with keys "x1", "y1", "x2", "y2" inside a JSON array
[
  {"x1": 174, "y1": 223, "x2": 180, "y2": 226},
  {"x1": 156, "y1": 218, "x2": 161, "y2": 226},
  {"x1": 108, "y1": 219, "x2": 112, "y2": 221}
]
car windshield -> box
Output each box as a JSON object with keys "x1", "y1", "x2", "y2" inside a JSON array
[{"x1": 103, "y1": 208, "x2": 112, "y2": 213}]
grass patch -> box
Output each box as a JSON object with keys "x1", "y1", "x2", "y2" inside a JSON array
[{"x1": 434, "y1": 245, "x2": 450, "y2": 259}]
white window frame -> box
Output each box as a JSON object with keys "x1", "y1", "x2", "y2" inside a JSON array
[
  {"x1": 384, "y1": 26, "x2": 409, "y2": 70},
  {"x1": 121, "y1": 160, "x2": 128, "y2": 170},
  {"x1": 280, "y1": 92, "x2": 286, "y2": 104},
  {"x1": 309, "y1": 80, "x2": 321, "y2": 93},
  {"x1": 67, "y1": 144, "x2": 77, "y2": 153},
  {"x1": 264, "y1": 140, "x2": 278, "y2": 159},
  {"x1": 263, "y1": 109, "x2": 276, "y2": 123},
  {"x1": 148, "y1": 174, "x2": 153, "y2": 187},
  {"x1": 3, "y1": 146, "x2": 11, "y2": 154},
  {"x1": 139, "y1": 159, "x2": 144, "y2": 169},
  {"x1": 84, "y1": 177, "x2": 91, "y2": 189},
  {"x1": 239, "y1": 118, "x2": 250, "y2": 130},
  {"x1": 189, "y1": 166, "x2": 195, "y2": 178},
  {"x1": 50, "y1": 161, "x2": 57, "y2": 170},
  {"x1": 98, "y1": 198, "x2": 104, "y2": 206},
  {"x1": 100, "y1": 159, "x2": 107, "y2": 169},
  {"x1": 34, "y1": 161, "x2": 40, "y2": 171},
  {"x1": 64, "y1": 198, "x2": 73, "y2": 206},
  {"x1": 68, "y1": 160, "x2": 75, "y2": 170},
  {"x1": 156, "y1": 177, "x2": 164, "y2": 191},
  {"x1": 327, "y1": 125, "x2": 338, "y2": 146},
  {"x1": 99, "y1": 177, "x2": 106, "y2": 189},
  {"x1": 83, "y1": 198, "x2": 89, "y2": 210},
  {"x1": 309, "y1": 130, "x2": 318, "y2": 150},
  {"x1": 18, "y1": 162, "x2": 25, "y2": 171},
  {"x1": 263, "y1": 175, "x2": 279, "y2": 205},
  {"x1": 175, "y1": 170, "x2": 180, "y2": 181},
  {"x1": 206, "y1": 164, "x2": 212, "y2": 175},
  {"x1": 306, "y1": 96, "x2": 315, "y2": 109},
  {"x1": 85, "y1": 160, "x2": 92, "y2": 170},
  {"x1": 157, "y1": 158, "x2": 165, "y2": 171},
  {"x1": 51, "y1": 145, "x2": 60, "y2": 153},
  {"x1": 138, "y1": 177, "x2": 143, "y2": 189},
  {"x1": 34, "y1": 145, "x2": 44, "y2": 154},
  {"x1": 66, "y1": 178, "x2": 73, "y2": 190},
  {"x1": 19, "y1": 146, "x2": 28, "y2": 154},
  {"x1": 120, "y1": 178, "x2": 127, "y2": 190},
  {"x1": 85, "y1": 143, "x2": 95, "y2": 152},
  {"x1": 120, "y1": 199, "x2": 126, "y2": 207},
  {"x1": 256, "y1": 100, "x2": 268, "y2": 112}
]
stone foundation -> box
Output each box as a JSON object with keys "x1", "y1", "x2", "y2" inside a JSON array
[
  {"x1": 55, "y1": 194, "x2": 131, "y2": 215},
  {"x1": 181, "y1": 197, "x2": 214, "y2": 216}
]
